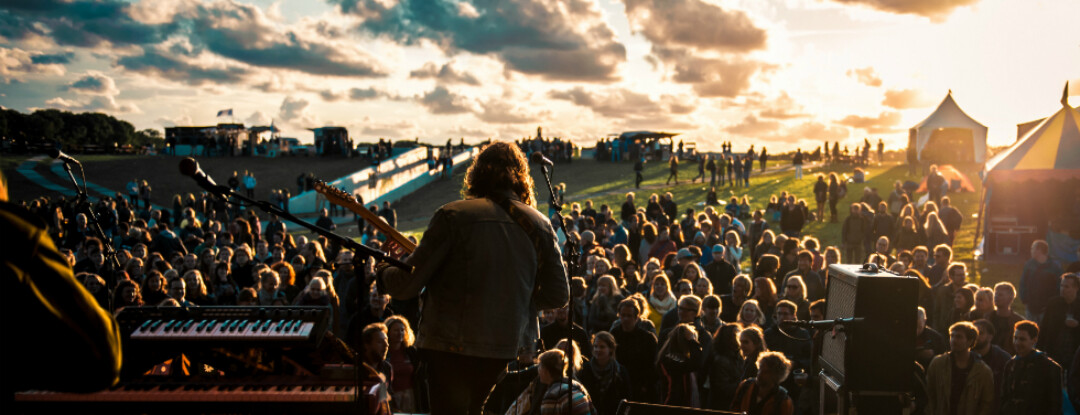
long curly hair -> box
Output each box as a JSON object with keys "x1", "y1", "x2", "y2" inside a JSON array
[{"x1": 462, "y1": 141, "x2": 535, "y2": 206}]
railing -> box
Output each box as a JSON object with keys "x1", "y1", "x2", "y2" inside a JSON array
[{"x1": 287, "y1": 147, "x2": 477, "y2": 214}]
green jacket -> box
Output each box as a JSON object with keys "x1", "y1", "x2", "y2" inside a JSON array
[{"x1": 925, "y1": 352, "x2": 995, "y2": 415}]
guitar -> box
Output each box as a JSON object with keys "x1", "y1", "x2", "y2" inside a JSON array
[{"x1": 313, "y1": 181, "x2": 416, "y2": 258}]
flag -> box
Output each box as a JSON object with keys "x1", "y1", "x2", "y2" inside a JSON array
[{"x1": 216, "y1": 109, "x2": 233, "y2": 117}]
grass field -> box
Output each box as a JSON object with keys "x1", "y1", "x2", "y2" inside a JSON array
[{"x1": 393, "y1": 158, "x2": 1019, "y2": 288}]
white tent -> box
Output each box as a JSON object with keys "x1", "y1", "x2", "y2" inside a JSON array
[{"x1": 909, "y1": 91, "x2": 988, "y2": 163}]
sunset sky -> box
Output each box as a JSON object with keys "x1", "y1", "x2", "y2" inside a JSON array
[{"x1": 2, "y1": 0, "x2": 1078, "y2": 151}]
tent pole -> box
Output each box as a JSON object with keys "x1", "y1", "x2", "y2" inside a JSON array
[{"x1": 974, "y1": 182, "x2": 989, "y2": 259}]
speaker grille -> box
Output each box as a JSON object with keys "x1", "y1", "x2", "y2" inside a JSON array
[{"x1": 821, "y1": 273, "x2": 856, "y2": 376}]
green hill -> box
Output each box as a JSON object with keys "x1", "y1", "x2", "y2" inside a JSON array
[{"x1": 393, "y1": 158, "x2": 1018, "y2": 288}]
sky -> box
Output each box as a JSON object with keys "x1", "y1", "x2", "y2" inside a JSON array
[{"x1": 1, "y1": 0, "x2": 1078, "y2": 151}]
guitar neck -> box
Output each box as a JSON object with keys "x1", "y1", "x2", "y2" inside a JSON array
[{"x1": 315, "y1": 183, "x2": 416, "y2": 253}]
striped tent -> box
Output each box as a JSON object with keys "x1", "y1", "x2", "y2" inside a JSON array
[
  {"x1": 982, "y1": 83, "x2": 1080, "y2": 182},
  {"x1": 975, "y1": 83, "x2": 1080, "y2": 262}
]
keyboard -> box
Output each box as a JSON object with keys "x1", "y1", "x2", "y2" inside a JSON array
[
  {"x1": 16, "y1": 383, "x2": 358, "y2": 403},
  {"x1": 117, "y1": 306, "x2": 330, "y2": 345}
]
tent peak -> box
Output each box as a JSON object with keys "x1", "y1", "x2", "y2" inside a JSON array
[{"x1": 1063, "y1": 81, "x2": 1070, "y2": 107}]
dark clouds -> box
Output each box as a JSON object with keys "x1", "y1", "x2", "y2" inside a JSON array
[
  {"x1": 655, "y1": 47, "x2": 773, "y2": 98},
  {"x1": 847, "y1": 67, "x2": 882, "y2": 87},
  {"x1": 191, "y1": 1, "x2": 387, "y2": 77},
  {"x1": 117, "y1": 49, "x2": 252, "y2": 86},
  {"x1": 620, "y1": 0, "x2": 770, "y2": 98},
  {"x1": 31, "y1": 52, "x2": 75, "y2": 65},
  {"x1": 47, "y1": 71, "x2": 137, "y2": 113},
  {"x1": 3, "y1": 0, "x2": 387, "y2": 84},
  {"x1": 1, "y1": 0, "x2": 173, "y2": 47},
  {"x1": 409, "y1": 62, "x2": 481, "y2": 86},
  {"x1": 829, "y1": 0, "x2": 981, "y2": 21},
  {"x1": 65, "y1": 72, "x2": 118, "y2": 95},
  {"x1": 332, "y1": 0, "x2": 626, "y2": 82},
  {"x1": 622, "y1": 0, "x2": 767, "y2": 52},
  {"x1": 279, "y1": 96, "x2": 316, "y2": 125},
  {"x1": 419, "y1": 86, "x2": 474, "y2": 114}
]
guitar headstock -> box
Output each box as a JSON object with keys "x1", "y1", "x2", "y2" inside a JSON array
[{"x1": 314, "y1": 180, "x2": 354, "y2": 204}]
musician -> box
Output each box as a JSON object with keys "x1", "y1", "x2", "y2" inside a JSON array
[
  {"x1": 378, "y1": 142, "x2": 569, "y2": 414},
  {"x1": 1, "y1": 173, "x2": 122, "y2": 399}
]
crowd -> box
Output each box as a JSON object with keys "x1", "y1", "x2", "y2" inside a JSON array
[
  {"x1": 8, "y1": 146, "x2": 1080, "y2": 415},
  {"x1": 494, "y1": 164, "x2": 1078, "y2": 414}
]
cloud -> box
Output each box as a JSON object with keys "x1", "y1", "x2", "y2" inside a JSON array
[
  {"x1": 618, "y1": 0, "x2": 769, "y2": 98},
  {"x1": 116, "y1": 48, "x2": 252, "y2": 86},
  {"x1": 789, "y1": 121, "x2": 850, "y2": 141},
  {"x1": 1, "y1": 0, "x2": 172, "y2": 48},
  {"x1": 357, "y1": 117, "x2": 421, "y2": 138},
  {"x1": 65, "y1": 71, "x2": 120, "y2": 96},
  {"x1": 333, "y1": 0, "x2": 626, "y2": 82},
  {"x1": 278, "y1": 96, "x2": 317, "y2": 126},
  {"x1": 1, "y1": 47, "x2": 68, "y2": 82},
  {"x1": 847, "y1": 67, "x2": 882, "y2": 87},
  {"x1": 155, "y1": 114, "x2": 194, "y2": 127},
  {"x1": 836, "y1": 111, "x2": 903, "y2": 133},
  {"x1": 45, "y1": 69, "x2": 139, "y2": 113},
  {"x1": 44, "y1": 95, "x2": 140, "y2": 113},
  {"x1": 5, "y1": 0, "x2": 388, "y2": 82},
  {"x1": 409, "y1": 61, "x2": 481, "y2": 86},
  {"x1": 189, "y1": 1, "x2": 388, "y2": 78},
  {"x1": 725, "y1": 116, "x2": 850, "y2": 144},
  {"x1": 653, "y1": 47, "x2": 771, "y2": 98},
  {"x1": 31, "y1": 52, "x2": 76, "y2": 65},
  {"x1": 621, "y1": 0, "x2": 767, "y2": 53},
  {"x1": 418, "y1": 86, "x2": 474, "y2": 114},
  {"x1": 828, "y1": 0, "x2": 981, "y2": 22},
  {"x1": 547, "y1": 86, "x2": 697, "y2": 128},
  {"x1": 445, "y1": 125, "x2": 494, "y2": 139},
  {"x1": 882, "y1": 88, "x2": 933, "y2": 109},
  {"x1": 319, "y1": 87, "x2": 385, "y2": 102},
  {"x1": 725, "y1": 115, "x2": 782, "y2": 136},
  {"x1": 475, "y1": 98, "x2": 549, "y2": 124},
  {"x1": 757, "y1": 92, "x2": 809, "y2": 119},
  {"x1": 245, "y1": 110, "x2": 273, "y2": 126}
]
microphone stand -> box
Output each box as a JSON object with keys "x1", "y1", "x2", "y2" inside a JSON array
[
  {"x1": 58, "y1": 159, "x2": 120, "y2": 311},
  {"x1": 536, "y1": 160, "x2": 577, "y2": 413},
  {"x1": 201, "y1": 186, "x2": 412, "y2": 272}
]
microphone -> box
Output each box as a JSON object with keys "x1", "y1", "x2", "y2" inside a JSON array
[
  {"x1": 179, "y1": 157, "x2": 228, "y2": 195},
  {"x1": 47, "y1": 148, "x2": 81, "y2": 166},
  {"x1": 779, "y1": 317, "x2": 864, "y2": 330},
  {"x1": 530, "y1": 152, "x2": 553, "y2": 167}
]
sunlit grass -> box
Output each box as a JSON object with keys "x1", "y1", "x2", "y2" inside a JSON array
[{"x1": 394, "y1": 158, "x2": 1010, "y2": 287}]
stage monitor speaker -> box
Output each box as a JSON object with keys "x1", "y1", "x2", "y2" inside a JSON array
[
  {"x1": 820, "y1": 264, "x2": 917, "y2": 392},
  {"x1": 616, "y1": 400, "x2": 742, "y2": 414}
]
